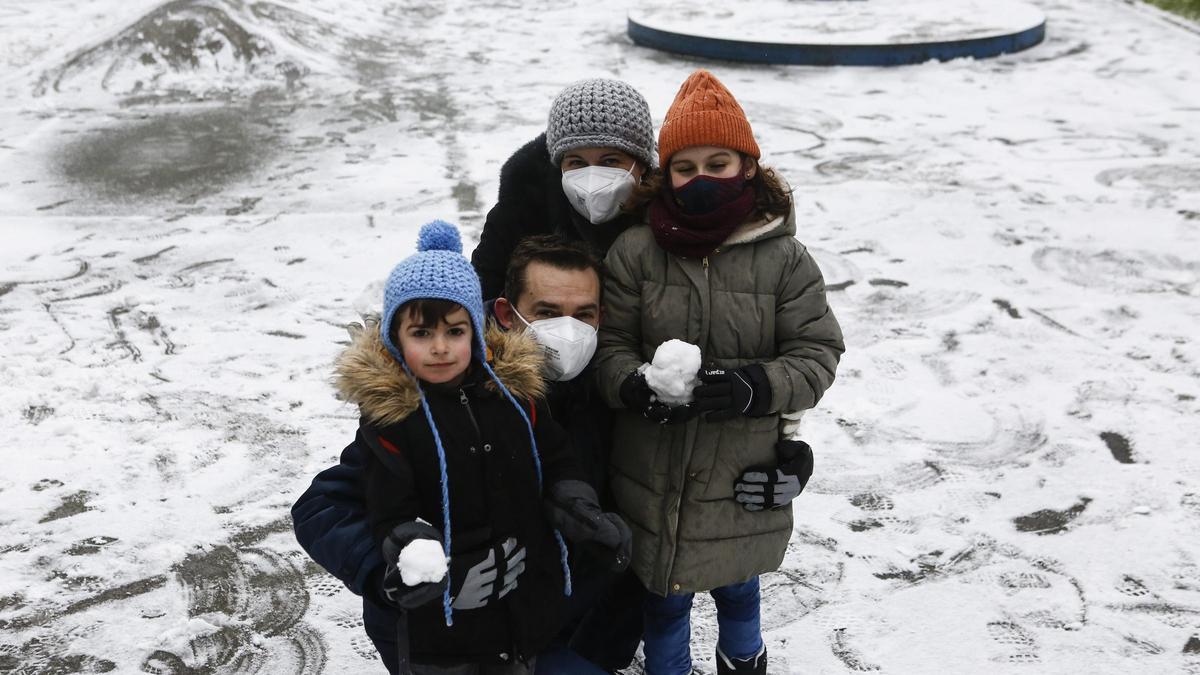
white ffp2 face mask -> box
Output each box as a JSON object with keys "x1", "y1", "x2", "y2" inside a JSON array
[
  {"x1": 560, "y1": 165, "x2": 637, "y2": 225},
  {"x1": 514, "y1": 309, "x2": 598, "y2": 382}
]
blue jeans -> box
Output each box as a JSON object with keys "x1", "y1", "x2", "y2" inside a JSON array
[
  {"x1": 534, "y1": 646, "x2": 608, "y2": 675},
  {"x1": 642, "y1": 577, "x2": 763, "y2": 675}
]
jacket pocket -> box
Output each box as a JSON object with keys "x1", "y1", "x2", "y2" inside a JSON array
[{"x1": 695, "y1": 414, "x2": 779, "y2": 501}]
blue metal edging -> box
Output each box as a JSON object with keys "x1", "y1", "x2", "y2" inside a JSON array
[{"x1": 628, "y1": 17, "x2": 1046, "y2": 66}]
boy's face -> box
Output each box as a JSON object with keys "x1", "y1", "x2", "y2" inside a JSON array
[{"x1": 395, "y1": 306, "x2": 473, "y2": 386}]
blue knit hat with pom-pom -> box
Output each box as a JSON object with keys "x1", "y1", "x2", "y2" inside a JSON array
[
  {"x1": 381, "y1": 220, "x2": 486, "y2": 364},
  {"x1": 377, "y1": 220, "x2": 573, "y2": 628}
]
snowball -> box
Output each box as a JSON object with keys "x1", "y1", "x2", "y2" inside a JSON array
[
  {"x1": 639, "y1": 339, "x2": 702, "y2": 405},
  {"x1": 398, "y1": 539, "x2": 447, "y2": 586}
]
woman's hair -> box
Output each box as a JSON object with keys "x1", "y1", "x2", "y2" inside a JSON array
[
  {"x1": 626, "y1": 165, "x2": 664, "y2": 214},
  {"x1": 636, "y1": 154, "x2": 793, "y2": 221}
]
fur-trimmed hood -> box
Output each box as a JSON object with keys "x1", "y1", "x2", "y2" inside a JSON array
[{"x1": 333, "y1": 320, "x2": 547, "y2": 427}]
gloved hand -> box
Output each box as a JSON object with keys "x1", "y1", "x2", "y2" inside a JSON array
[
  {"x1": 380, "y1": 520, "x2": 448, "y2": 610},
  {"x1": 449, "y1": 537, "x2": 526, "y2": 610},
  {"x1": 544, "y1": 480, "x2": 633, "y2": 572},
  {"x1": 595, "y1": 512, "x2": 633, "y2": 573},
  {"x1": 734, "y1": 439, "x2": 814, "y2": 511},
  {"x1": 619, "y1": 371, "x2": 696, "y2": 425},
  {"x1": 692, "y1": 364, "x2": 772, "y2": 421}
]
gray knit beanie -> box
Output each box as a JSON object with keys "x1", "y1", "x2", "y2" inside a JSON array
[{"x1": 545, "y1": 78, "x2": 657, "y2": 168}]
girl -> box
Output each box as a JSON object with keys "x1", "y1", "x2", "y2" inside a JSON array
[{"x1": 595, "y1": 70, "x2": 845, "y2": 674}]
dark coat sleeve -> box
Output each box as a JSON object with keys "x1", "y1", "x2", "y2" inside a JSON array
[
  {"x1": 531, "y1": 398, "x2": 584, "y2": 488},
  {"x1": 290, "y1": 432, "x2": 384, "y2": 598},
  {"x1": 471, "y1": 134, "x2": 555, "y2": 300}
]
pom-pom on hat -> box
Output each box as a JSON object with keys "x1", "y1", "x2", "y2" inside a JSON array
[
  {"x1": 658, "y1": 69, "x2": 760, "y2": 164},
  {"x1": 381, "y1": 220, "x2": 486, "y2": 364},
  {"x1": 545, "y1": 78, "x2": 657, "y2": 169}
]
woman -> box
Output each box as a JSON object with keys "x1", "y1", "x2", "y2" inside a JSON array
[{"x1": 471, "y1": 78, "x2": 657, "y2": 300}]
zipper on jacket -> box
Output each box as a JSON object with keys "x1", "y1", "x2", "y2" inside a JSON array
[{"x1": 458, "y1": 389, "x2": 489, "y2": 453}]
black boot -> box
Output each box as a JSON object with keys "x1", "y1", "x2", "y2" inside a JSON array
[{"x1": 715, "y1": 645, "x2": 767, "y2": 675}]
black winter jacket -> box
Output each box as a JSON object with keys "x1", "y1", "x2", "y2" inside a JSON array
[
  {"x1": 337, "y1": 324, "x2": 579, "y2": 665},
  {"x1": 471, "y1": 134, "x2": 643, "y2": 299}
]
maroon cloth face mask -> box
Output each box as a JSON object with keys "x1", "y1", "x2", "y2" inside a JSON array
[{"x1": 649, "y1": 171, "x2": 757, "y2": 259}]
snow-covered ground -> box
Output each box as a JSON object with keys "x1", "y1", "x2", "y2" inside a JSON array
[{"x1": 1, "y1": 0, "x2": 1199, "y2": 672}]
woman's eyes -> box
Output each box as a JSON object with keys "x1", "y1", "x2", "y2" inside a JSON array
[
  {"x1": 448, "y1": 327, "x2": 467, "y2": 336},
  {"x1": 708, "y1": 163, "x2": 728, "y2": 171},
  {"x1": 410, "y1": 329, "x2": 429, "y2": 338}
]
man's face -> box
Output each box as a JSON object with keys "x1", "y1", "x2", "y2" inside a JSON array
[{"x1": 511, "y1": 262, "x2": 601, "y2": 329}]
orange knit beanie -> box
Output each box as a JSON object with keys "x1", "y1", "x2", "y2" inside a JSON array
[{"x1": 658, "y1": 69, "x2": 760, "y2": 164}]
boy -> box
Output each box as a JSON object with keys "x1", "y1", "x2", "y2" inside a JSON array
[{"x1": 331, "y1": 220, "x2": 629, "y2": 673}]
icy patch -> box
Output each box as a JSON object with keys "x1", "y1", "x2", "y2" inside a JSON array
[
  {"x1": 638, "y1": 339, "x2": 701, "y2": 405},
  {"x1": 398, "y1": 539, "x2": 447, "y2": 586}
]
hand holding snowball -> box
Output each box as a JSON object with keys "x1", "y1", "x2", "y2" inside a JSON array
[{"x1": 380, "y1": 520, "x2": 448, "y2": 610}]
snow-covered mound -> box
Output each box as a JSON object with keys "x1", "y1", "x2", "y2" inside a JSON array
[{"x1": 32, "y1": 0, "x2": 350, "y2": 102}]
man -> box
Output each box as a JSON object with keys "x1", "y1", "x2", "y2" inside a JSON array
[{"x1": 491, "y1": 237, "x2": 645, "y2": 674}]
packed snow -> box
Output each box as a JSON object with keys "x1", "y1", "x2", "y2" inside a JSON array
[
  {"x1": 639, "y1": 339, "x2": 703, "y2": 405},
  {"x1": 397, "y1": 539, "x2": 448, "y2": 587},
  {"x1": 1, "y1": 0, "x2": 1199, "y2": 673}
]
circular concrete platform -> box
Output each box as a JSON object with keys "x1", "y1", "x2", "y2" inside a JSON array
[{"x1": 628, "y1": 0, "x2": 1047, "y2": 66}]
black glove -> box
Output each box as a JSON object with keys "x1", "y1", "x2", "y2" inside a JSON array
[
  {"x1": 693, "y1": 364, "x2": 772, "y2": 421},
  {"x1": 545, "y1": 480, "x2": 633, "y2": 572},
  {"x1": 619, "y1": 371, "x2": 696, "y2": 425},
  {"x1": 734, "y1": 439, "x2": 814, "y2": 511},
  {"x1": 380, "y1": 521, "x2": 448, "y2": 610},
  {"x1": 449, "y1": 537, "x2": 526, "y2": 610}
]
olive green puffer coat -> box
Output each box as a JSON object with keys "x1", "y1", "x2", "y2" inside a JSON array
[{"x1": 595, "y1": 207, "x2": 844, "y2": 596}]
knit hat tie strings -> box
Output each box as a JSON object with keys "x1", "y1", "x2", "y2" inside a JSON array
[{"x1": 396, "y1": 361, "x2": 458, "y2": 626}]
